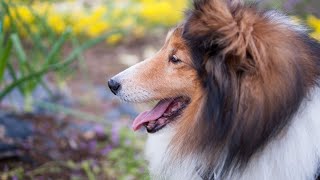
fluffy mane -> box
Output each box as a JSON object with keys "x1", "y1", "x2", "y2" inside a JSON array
[{"x1": 170, "y1": 0, "x2": 320, "y2": 178}]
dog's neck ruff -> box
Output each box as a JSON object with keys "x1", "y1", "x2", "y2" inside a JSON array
[{"x1": 145, "y1": 86, "x2": 320, "y2": 180}]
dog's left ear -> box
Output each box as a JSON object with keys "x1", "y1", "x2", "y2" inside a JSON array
[{"x1": 183, "y1": 0, "x2": 259, "y2": 72}]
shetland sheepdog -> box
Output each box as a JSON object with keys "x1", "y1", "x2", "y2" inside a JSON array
[{"x1": 108, "y1": 0, "x2": 320, "y2": 179}]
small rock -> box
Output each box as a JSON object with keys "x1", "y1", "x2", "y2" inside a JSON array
[{"x1": 83, "y1": 131, "x2": 95, "y2": 140}]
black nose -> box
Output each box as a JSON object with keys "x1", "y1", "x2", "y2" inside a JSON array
[{"x1": 108, "y1": 79, "x2": 121, "y2": 95}]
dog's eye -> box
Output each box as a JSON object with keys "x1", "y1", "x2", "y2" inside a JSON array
[{"x1": 169, "y1": 55, "x2": 182, "y2": 64}]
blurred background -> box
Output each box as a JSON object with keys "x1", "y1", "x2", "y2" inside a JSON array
[{"x1": 0, "y1": 0, "x2": 319, "y2": 179}]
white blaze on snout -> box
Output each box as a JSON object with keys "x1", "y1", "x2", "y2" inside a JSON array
[{"x1": 110, "y1": 58, "x2": 155, "y2": 102}]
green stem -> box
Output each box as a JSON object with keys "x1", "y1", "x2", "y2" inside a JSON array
[{"x1": 0, "y1": 31, "x2": 119, "y2": 101}]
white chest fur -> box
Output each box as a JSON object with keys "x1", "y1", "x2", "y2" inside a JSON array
[
  {"x1": 145, "y1": 88, "x2": 320, "y2": 180},
  {"x1": 145, "y1": 128, "x2": 202, "y2": 180}
]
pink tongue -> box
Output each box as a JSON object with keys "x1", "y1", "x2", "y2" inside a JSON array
[{"x1": 132, "y1": 99, "x2": 173, "y2": 131}]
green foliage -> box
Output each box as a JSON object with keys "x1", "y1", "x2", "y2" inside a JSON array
[
  {"x1": 0, "y1": 127, "x2": 149, "y2": 179},
  {"x1": 106, "y1": 128, "x2": 150, "y2": 180},
  {"x1": 0, "y1": 0, "x2": 121, "y2": 110}
]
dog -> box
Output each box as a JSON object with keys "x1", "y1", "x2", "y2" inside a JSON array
[{"x1": 108, "y1": 0, "x2": 320, "y2": 179}]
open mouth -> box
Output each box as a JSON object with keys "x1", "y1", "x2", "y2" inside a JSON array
[{"x1": 132, "y1": 96, "x2": 190, "y2": 133}]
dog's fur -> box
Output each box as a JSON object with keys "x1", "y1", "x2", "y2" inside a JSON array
[{"x1": 109, "y1": 0, "x2": 320, "y2": 179}]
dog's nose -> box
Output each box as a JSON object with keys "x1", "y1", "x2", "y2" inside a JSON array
[{"x1": 108, "y1": 79, "x2": 121, "y2": 95}]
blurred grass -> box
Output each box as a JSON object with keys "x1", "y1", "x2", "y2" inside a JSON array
[{"x1": 0, "y1": 0, "x2": 125, "y2": 110}]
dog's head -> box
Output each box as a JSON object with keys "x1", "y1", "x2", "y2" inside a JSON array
[
  {"x1": 108, "y1": 0, "x2": 320, "y2": 177},
  {"x1": 108, "y1": 27, "x2": 200, "y2": 133}
]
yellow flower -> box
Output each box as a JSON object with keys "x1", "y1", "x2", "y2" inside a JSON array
[
  {"x1": 71, "y1": 6, "x2": 109, "y2": 37},
  {"x1": 139, "y1": 1, "x2": 186, "y2": 26},
  {"x1": 91, "y1": 6, "x2": 107, "y2": 21},
  {"x1": 3, "y1": 0, "x2": 190, "y2": 39},
  {"x1": 310, "y1": 32, "x2": 320, "y2": 41},
  {"x1": 70, "y1": 11, "x2": 89, "y2": 35},
  {"x1": 307, "y1": 15, "x2": 320, "y2": 41},
  {"x1": 31, "y1": 2, "x2": 52, "y2": 16},
  {"x1": 16, "y1": 6, "x2": 34, "y2": 23},
  {"x1": 87, "y1": 21, "x2": 110, "y2": 38},
  {"x1": 106, "y1": 33, "x2": 122, "y2": 45},
  {"x1": 47, "y1": 14, "x2": 66, "y2": 34},
  {"x1": 307, "y1": 15, "x2": 320, "y2": 32},
  {"x1": 3, "y1": 16, "x2": 10, "y2": 31}
]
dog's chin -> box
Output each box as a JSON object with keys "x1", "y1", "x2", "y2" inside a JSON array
[{"x1": 132, "y1": 96, "x2": 191, "y2": 133}]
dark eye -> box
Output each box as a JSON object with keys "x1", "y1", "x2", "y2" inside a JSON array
[{"x1": 169, "y1": 55, "x2": 182, "y2": 64}]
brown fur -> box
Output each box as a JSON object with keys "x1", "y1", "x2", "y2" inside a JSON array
[{"x1": 169, "y1": 0, "x2": 320, "y2": 177}]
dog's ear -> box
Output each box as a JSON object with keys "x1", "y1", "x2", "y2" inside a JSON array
[
  {"x1": 184, "y1": 0, "x2": 234, "y2": 39},
  {"x1": 183, "y1": 0, "x2": 259, "y2": 72}
]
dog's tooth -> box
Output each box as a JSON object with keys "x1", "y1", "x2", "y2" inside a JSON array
[
  {"x1": 171, "y1": 106, "x2": 178, "y2": 112},
  {"x1": 165, "y1": 112, "x2": 174, "y2": 117},
  {"x1": 147, "y1": 123, "x2": 155, "y2": 129}
]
